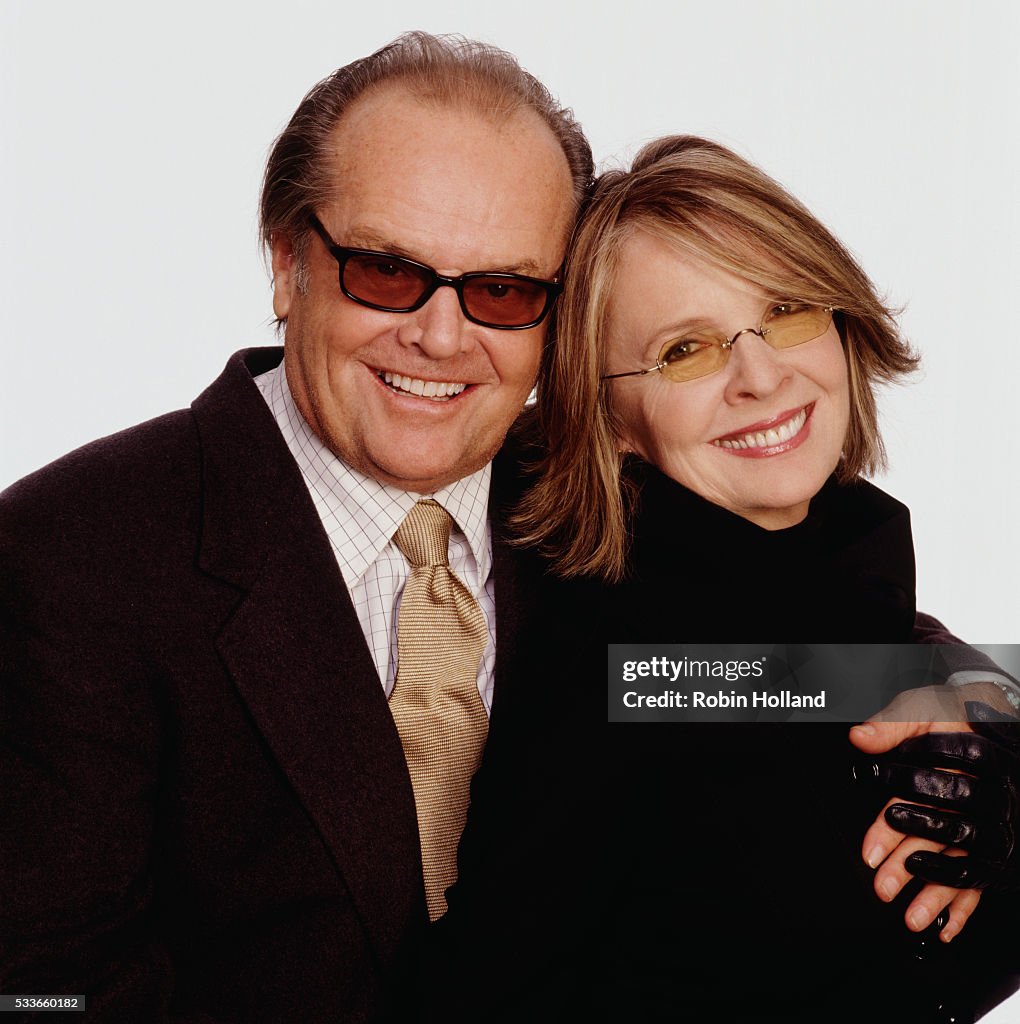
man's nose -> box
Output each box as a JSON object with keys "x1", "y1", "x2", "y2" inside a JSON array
[
  {"x1": 397, "y1": 284, "x2": 471, "y2": 359},
  {"x1": 722, "y1": 331, "x2": 793, "y2": 402}
]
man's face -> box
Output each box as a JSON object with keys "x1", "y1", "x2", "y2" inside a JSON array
[{"x1": 272, "y1": 85, "x2": 575, "y2": 493}]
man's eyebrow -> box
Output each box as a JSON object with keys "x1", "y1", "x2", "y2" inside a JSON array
[
  {"x1": 344, "y1": 230, "x2": 548, "y2": 276},
  {"x1": 345, "y1": 230, "x2": 420, "y2": 260}
]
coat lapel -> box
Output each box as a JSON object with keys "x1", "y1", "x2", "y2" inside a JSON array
[{"x1": 191, "y1": 349, "x2": 426, "y2": 963}]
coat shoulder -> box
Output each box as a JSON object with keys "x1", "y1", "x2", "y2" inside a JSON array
[{"x1": 0, "y1": 409, "x2": 202, "y2": 556}]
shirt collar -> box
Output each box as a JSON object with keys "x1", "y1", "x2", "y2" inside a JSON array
[{"x1": 254, "y1": 360, "x2": 492, "y2": 590}]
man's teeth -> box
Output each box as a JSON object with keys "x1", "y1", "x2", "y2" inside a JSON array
[
  {"x1": 713, "y1": 407, "x2": 808, "y2": 450},
  {"x1": 381, "y1": 371, "x2": 467, "y2": 401}
]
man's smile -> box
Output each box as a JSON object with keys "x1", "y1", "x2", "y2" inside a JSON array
[{"x1": 377, "y1": 369, "x2": 470, "y2": 401}]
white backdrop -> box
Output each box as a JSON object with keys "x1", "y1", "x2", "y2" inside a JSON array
[
  {"x1": 2, "y1": 2, "x2": 1019, "y2": 1013},
  {"x1": 3, "y1": 1, "x2": 1018, "y2": 643}
]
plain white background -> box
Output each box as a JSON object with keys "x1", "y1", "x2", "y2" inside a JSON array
[
  {"x1": 2, "y1": 3, "x2": 1018, "y2": 1015},
  {"x1": 2, "y1": 2, "x2": 1018, "y2": 644}
]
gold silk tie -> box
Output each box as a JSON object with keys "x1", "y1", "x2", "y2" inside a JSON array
[{"x1": 389, "y1": 499, "x2": 489, "y2": 920}]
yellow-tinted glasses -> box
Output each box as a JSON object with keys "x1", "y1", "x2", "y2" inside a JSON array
[{"x1": 602, "y1": 302, "x2": 835, "y2": 384}]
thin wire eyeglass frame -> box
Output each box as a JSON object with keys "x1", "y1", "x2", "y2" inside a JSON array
[{"x1": 601, "y1": 305, "x2": 836, "y2": 383}]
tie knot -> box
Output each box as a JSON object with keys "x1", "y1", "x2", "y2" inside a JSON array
[{"x1": 393, "y1": 499, "x2": 453, "y2": 568}]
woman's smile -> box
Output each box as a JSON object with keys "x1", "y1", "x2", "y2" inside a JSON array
[{"x1": 710, "y1": 403, "x2": 813, "y2": 457}]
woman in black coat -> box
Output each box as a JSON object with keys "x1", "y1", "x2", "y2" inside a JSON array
[{"x1": 438, "y1": 136, "x2": 1020, "y2": 1023}]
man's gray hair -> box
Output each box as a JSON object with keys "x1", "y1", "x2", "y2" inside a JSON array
[{"x1": 260, "y1": 30, "x2": 594, "y2": 276}]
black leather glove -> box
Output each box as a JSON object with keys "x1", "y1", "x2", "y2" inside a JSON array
[{"x1": 874, "y1": 701, "x2": 1020, "y2": 892}]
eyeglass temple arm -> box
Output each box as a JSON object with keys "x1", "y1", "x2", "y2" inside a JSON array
[
  {"x1": 601, "y1": 365, "x2": 662, "y2": 381},
  {"x1": 307, "y1": 213, "x2": 335, "y2": 249}
]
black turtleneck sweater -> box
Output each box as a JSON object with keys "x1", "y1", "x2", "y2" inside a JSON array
[{"x1": 435, "y1": 466, "x2": 1014, "y2": 1023}]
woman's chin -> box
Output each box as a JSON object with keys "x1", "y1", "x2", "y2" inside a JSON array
[
  {"x1": 684, "y1": 476, "x2": 820, "y2": 530},
  {"x1": 659, "y1": 456, "x2": 830, "y2": 528},
  {"x1": 736, "y1": 499, "x2": 813, "y2": 530}
]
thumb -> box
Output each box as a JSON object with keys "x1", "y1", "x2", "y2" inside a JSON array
[{"x1": 849, "y1": 719, "x2": 935, "y2": 753}]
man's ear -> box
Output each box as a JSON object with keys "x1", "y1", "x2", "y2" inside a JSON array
[{"x1": 271, "y1": 233, "x2": 297, "y2": 321}]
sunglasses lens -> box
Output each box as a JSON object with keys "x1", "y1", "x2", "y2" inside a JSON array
[
  {"x1": 343, "y1": 253, "x2": 432, "y2": 310},
  {"x1": 658, "y1": 336, "x2": 728, "y2": 382},
  {"x1": 462, "y1": 277, "x2": 551, "y2": 328},
  {"x1": 765, "y1": 304, "x2": 833, "y2": 348}
]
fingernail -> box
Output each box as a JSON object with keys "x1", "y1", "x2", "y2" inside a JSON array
[
  {"x1": 940, "y1": 928, "x2": 955, "y2": 944},
  {"x1": 880, "y1": 877, "x2": 899, "y2": 901},
  {"x1": 852, "y1": 724, "x2": 876, "y2": 738},
  {"x1": 865, "y1": 844, "x2": 885, "y2": 869},
  {"x1": 909, "y1": 907, "x2": 931, "y2": 930}
]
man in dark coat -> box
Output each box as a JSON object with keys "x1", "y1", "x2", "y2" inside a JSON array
[{"x1": 0, "y1": 31, "x2": 589, "y2": 1023}]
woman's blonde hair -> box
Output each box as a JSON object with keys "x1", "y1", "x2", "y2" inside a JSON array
[{"x1": 512, "y1": 135, "x2": 919, "y2": 581}]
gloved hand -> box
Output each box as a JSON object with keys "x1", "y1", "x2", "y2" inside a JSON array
[{"x1": 874, "y1": 701, "x2": 1020, "y2": 892}]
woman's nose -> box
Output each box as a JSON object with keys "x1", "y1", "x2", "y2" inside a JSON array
[{"x1": 722, "y1": 331, "x2": 794, "y2": 402}]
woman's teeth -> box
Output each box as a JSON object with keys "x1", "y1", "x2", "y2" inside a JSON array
[
  {"x1": 381, "y1": 371, "x2": 467, "y2": 401},
  {"x1": 713, "y1": 407, "x2": 808, "y2": 450}
]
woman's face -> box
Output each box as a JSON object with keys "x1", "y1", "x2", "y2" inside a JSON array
[{"x1": 606, "y1": 231, "x2": 850, "y2": 529}]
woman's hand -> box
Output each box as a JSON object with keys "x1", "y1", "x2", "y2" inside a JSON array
[
  {"x1": 861, "y1": 795, "x2": 981, "y2": 941},
  {"x1": 850, "y1": 683, "x2": 1020, "y2": 940}
]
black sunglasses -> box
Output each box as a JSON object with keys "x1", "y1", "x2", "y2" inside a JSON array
[{"x1": 307, "y1": 214, "x2": 561, "y2": 330}]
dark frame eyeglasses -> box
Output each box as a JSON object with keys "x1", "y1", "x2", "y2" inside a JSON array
[
  {"x1": 307, "y1": 214, "x2": 562, "y2": 330},
  {"x1": 601, "y1": 303, "x2": 836, "y2": 384}
]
